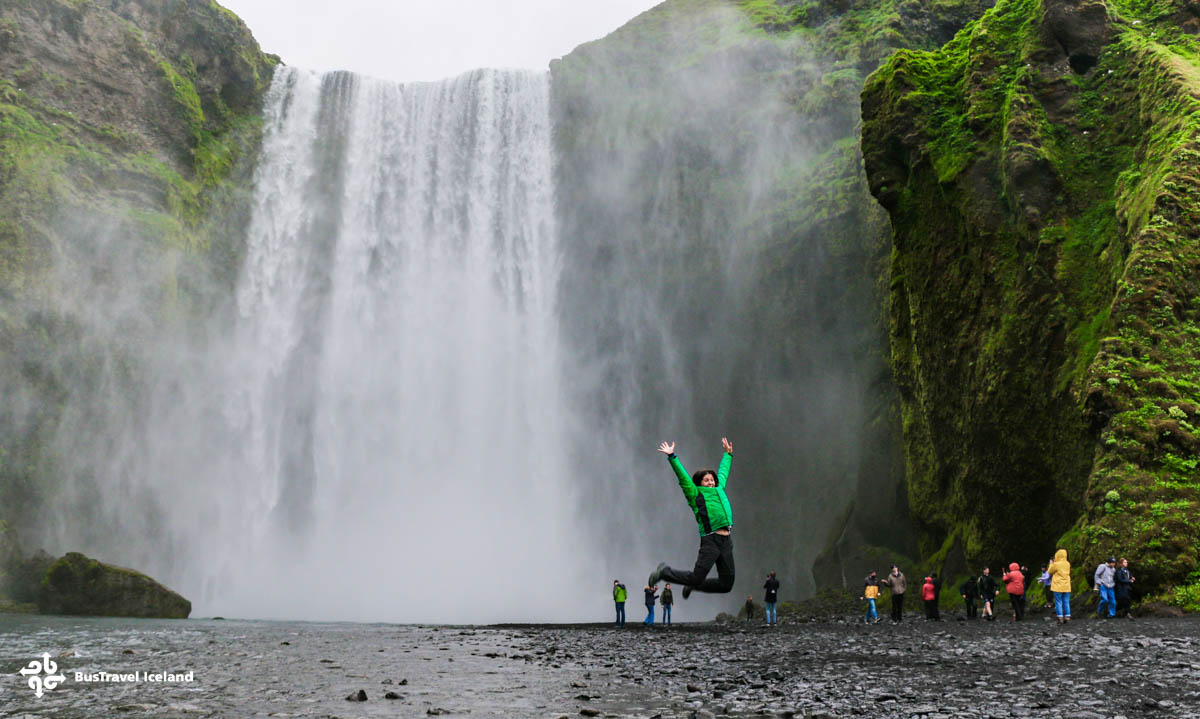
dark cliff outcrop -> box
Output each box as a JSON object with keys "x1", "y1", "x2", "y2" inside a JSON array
[
  {"x1": 552, "y1": 0, "x2": 992, "y2": 593},
  {"x1": 0, "y1": 0, "x2": 275, "y2": 566},
  {"x1": 863, "y1": 0, "x2": 1200, "y2": 600}
]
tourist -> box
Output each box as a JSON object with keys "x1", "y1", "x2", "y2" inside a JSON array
[
  {"x1": 921, "y1": 576, "x2": 938, "y2": 620},
  {"x1": 613, "y1": 580, "x2": 627, "y2": 627},
  {"x1": 863, "y1": 570, "x2": 881, "y2": 624},
  {"x1": 1038, "y1": 565, "x2": 1052, "y2": 608},
  {"x1": 648, "y1": 438, "x2": 736, "y2": 598},
  {"x1": 881, "y1": 565, "x2": 907, "y2": 622},
  {"x1": 978, "y1": 567, "x2": 998, "y2": 621},
  {"x1": 1095, "y1": 557, "x2": 1117, "y2": 619},
  {"x1": 643, "y1": 584, "x2": 658, "y2": 625},
  {"x1": 1048, "y1": 549, "x2": 1072, "y2": 624},
  {"x1": 1002, "y1": 563, "x2": 1025, "y2": 620},
  {"x1": 744, "y1": 595, "x2": 755, "y2": 622},
  {"x1": 660, "y1": 583, "x2": 674, "y2": 625},
  {"x1": 1114, "y1": 558, "x2": 1135, "y2": 619},
  {"x1": 960, "y1": 574, "x2": 979, "y2": 619},
  {"x1": 763, "y1": 571, "x2": 780, "y2": 625}
]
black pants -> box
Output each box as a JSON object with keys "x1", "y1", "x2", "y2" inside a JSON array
[
  {"x1": 660, "y1": 532, "x2": 735, "y2": 593},
  {"x1": 924, "y1": 599, "x2": 937, "y2": 619},
  {"x1": 891, "y1": 592, "x2": 904, "y2": 622},
  {"x1": 964, "y1": 598, "x2": 977, "y2": 618},
  {"x1": 1116, "y1": 593, "x2": 1131, "y2": 617},
  {"x1": 1010, "y1": 593, "x2": 1025, "y2": 620}
]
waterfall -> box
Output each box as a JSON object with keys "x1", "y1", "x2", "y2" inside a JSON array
[{"x1": 192, "y1": 67, "x2": 579, "y2": 621}]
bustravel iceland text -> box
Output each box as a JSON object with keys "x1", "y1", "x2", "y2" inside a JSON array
[{"x1": 74, "y1": 671, "x2": 194, "y2": 682}]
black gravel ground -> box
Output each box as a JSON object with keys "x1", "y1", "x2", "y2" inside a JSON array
[
  {"x1": 3, "y1": 612, "x2": 1198, "y2": 717},
  {"x1": 513, "y1": 613, "x2": 1200, "y2": 718}
]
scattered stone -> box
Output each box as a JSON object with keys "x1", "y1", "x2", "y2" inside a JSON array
[
  {"x1": 345, "y1": 689, "x2": 367, "y2": 702},
  {"x1": 384, "y1": 691, "x2": 402, "y2": 699}
]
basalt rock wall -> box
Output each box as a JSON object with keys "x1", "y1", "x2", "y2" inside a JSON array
[
  {"x1": 863, "y1": 0, "x2": 1200, "y2": 599},
  {"x1": 0, "y1": 0, "x2": 275, "y2": 585}
]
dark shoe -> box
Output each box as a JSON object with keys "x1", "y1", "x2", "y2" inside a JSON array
[
  {"x1": 682, "y1": 585, "x2": 693, "y2": 600},
  {"x1": 648, "y1": 562, "x2": 667, "y2": 586}
]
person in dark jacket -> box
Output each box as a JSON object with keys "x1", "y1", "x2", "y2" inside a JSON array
[
  {"x1": 978, "y1": 568, "x2": 998, "y2": 621},
  {"x1": 744, "y1": 595, "x2": 755, "y2": 622},
  {"x1": 660, "y1": 584, "x2": 674, "y2": 625},
  {"x1": 881, "y1": 565, "x2": 907, "y2": 623},
  {"x1": 763, "y1": 572, "x2": 780, "y2": 625},
  {"x1": 648, "y1": 439, "x2": 736, "y2": 598},
  {"x1": 1115, "y1": 558, "x2": 1135, "y2": 618},
  {"x1": 960, "y1": 575, "x2": 979, "y2": 619},
  {"x1": 643, "y1": 585, "x2": 658, "y2": 625}
]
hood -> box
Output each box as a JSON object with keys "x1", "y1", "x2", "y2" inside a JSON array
[
  {"x1": 1054, "y1": 549, "x2": 1068, "y2": 562},
  {"x1": 924, "y1": 576, "x2": 933, "y2": 583},
  {"x1": 1009, "y1": 562, "x2": 1020, "y2": 572}
]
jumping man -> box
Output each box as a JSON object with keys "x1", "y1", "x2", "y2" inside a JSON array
[{"x1": 647, "y1": 438, "x2": 736, "y2": 598}]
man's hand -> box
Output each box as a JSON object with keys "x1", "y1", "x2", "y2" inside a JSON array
[
  {"x1": 722, "y1": 437, "x2": 733, "y2": 454},
  {"x1": 658, "y1": 441, "x2": 675, "y2": 455}
]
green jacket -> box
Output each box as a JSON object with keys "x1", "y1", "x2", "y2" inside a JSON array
[
  {"x1": 613, "y1": 583, "x2": 627, "y2": 603},
  {"x1": 669, "y1": 451, "x2": 733, "y2": 536}
]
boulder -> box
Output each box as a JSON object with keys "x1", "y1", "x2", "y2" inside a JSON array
[{"x1": 37, "y1": 552, "x2": 191, "y2": 618}]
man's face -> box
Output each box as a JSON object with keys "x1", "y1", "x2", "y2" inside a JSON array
[
  {"x1": 700, "y1": 473, "x2": 716, "y2": 487},
  {"x1": 983, "y1": 568, "x2": 990, "y2": 575},
  {"x1": 1121, "y1": 559, "x2": 1128, "y2": 568},
  {"x1": 665, "y1": 584, "x2": 671, "y2": 589}
]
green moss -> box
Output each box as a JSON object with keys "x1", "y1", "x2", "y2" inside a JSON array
[{"x1": 864, "y1": 0, "x2": 1200, "y2": 596}]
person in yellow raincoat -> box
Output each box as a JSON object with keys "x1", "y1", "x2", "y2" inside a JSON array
[{"x1": 1047, "y1": 549, "x2": 1072, "y2": 624}]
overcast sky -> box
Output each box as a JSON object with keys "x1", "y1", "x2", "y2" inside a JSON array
[{"x1": 218, "y1": 0, "x2": 663, "y2": 83}]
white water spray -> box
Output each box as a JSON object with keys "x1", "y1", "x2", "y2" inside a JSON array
[{"x1": 201, "y1": 67, "x2": 580, "y2": 622}]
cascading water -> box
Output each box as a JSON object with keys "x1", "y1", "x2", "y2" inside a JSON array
[
  {"x1": 178, "y1": 67, "x2": 582, "y2": 622},
  {"x1": 23, "y1": 8, "x2": 893, "y2": 622}
]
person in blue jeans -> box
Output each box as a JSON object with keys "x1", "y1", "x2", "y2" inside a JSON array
[
  {"x1": 660, "y1": 584, "x2": 674, "y2": 624},
  {"x1": 763, "y1": 571, "x2": 780, "y2": 625},
  {"x1": 1048, "y1": 549, "x2": 1072, "y2": 624},
  {"x1": 1095, "y1": 557, "x2": 1117, "y2": 618},
  {"x1": 643, "y1": 584, "x2": 658, "y2": 625},
  {"x1": 613, "y1": 580, "x2": 627, "y2": 626},
  {"x1": 863, "y1": 570, "x2": 881, "y2": 623}
]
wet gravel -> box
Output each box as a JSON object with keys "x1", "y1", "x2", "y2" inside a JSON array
[{"x1": 3, "y1": 612, "x2": 1199, "y2": 717}]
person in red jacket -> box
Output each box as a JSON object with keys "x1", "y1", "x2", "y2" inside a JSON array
[
  {"x1": 1002, "y1": 562, "x2": 1026, "y2": 621},
  {"x1": 921, "y1": 576, "x2": 937, "y2": 620}
]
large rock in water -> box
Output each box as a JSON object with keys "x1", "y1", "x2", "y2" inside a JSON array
[{"x1": 37, "y1": 552, "x2": 191, "y2": 618}]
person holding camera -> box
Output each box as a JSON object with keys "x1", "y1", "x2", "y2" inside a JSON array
[{"x1": 763, "y1": 571, "x2": 780, "y2": 625}]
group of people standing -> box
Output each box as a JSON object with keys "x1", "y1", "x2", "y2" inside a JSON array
[
  {"x1": 862, "y1": 549, "x2": 1138, "y2": 625},
  {"x1": 611, "y1": 580, "x2": 675, "y2": 626}
]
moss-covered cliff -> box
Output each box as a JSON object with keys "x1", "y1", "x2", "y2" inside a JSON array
[
  {"x1": 0, "y1": 0, "x2": 275, "y2": 573},
  {"x1": 552, "y1": 0, "x2": 993, "y2": 592},
  {"x1": 863, "y1": 0, "x2": 1200, "y2": 599}
]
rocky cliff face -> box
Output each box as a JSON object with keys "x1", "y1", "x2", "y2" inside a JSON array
[
  {"x1": 0, "y1": 0, "x2": 274, "y2": 567},
  {"x1": 551, "y1": 0, "x2": 992, "y2": 591},
  {"x1": 863, "y1": 0, "x2": 1200, "y2": 598}
]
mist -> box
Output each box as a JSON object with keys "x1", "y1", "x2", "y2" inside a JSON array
[{"x1": 7, "y1": 0, "x2": 891, "y2": 623}]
